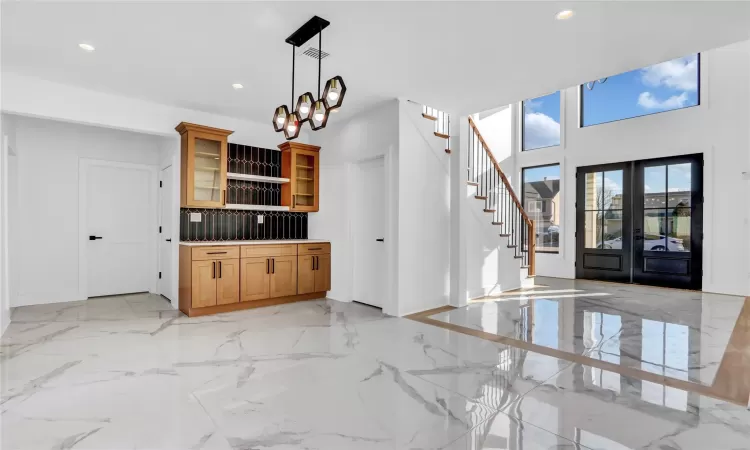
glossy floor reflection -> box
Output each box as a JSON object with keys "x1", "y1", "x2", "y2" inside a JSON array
[
  {"x1": 428, "y1": 278, "x2": 747, "y2": 389},
  {"x1": 2, "y1": 293, "x2": 748, "y2": 449}
]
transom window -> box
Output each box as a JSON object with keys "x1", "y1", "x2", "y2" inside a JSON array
[
  {"x1": 581, "y1": 54, "x2": 700, "y2": 127},
  {"x1": 522, "y1": 91, "x2": 560, "y2": 151}
]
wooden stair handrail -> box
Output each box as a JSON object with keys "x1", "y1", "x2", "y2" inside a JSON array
[
  {"x1": 467, "y1": 116, "x2": 536, "y2": 276},
  {"x1": 467, "y1": 117, "x2": 531, "y2": 227}
]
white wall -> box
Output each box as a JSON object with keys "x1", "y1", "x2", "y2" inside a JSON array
[
  {"x1": 308, "y1": 100, "x2": 400, "y2": 315},
  {"x1": 397, "y1": 100, "x2": 451, "y2": 315},
  {"x1": 508, "y1": 40, "x2": 750, "y2": 295},
  {"x1": 11, "y1": 116, "x2": 166, "y2": 306}
]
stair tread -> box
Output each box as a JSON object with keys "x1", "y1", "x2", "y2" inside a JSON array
[
  {"x1": 492, "y1": 222, "x2": 504, "y2": 225},
  {"x1": 514, "y1": 256, "x2": 524, "y2": 259},
  {"x1": 507, "y1": 245, "x2": 517, "y2": 248},
  {"x1": 499, "y1": 234, "x2": 511, "y2": 237},
  {"x1": 434, "y1": 132, "x2": 450, "y2": 139},
  {"x1": 483, "y1": 209, "x2": 496, "y2": 213},
  {"x1": 467, "y1": 181, "x2": 479, "y2": 186},
  {"x1": 475, "y1": 196, "x2": 487, "y2": 200},
  {"x1": 422, "y1": 113, "x2": 438, "y2": 121},
  {"x1": 444, "y1": 149, "x2": 451, "y2": 154}
]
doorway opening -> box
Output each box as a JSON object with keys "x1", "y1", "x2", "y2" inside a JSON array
[{"x1": 575, "y1": 154, "x2": 703, "y2": 290}]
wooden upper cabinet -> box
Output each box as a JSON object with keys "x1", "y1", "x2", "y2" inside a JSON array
[
  {"x1": 176, "y1": 122, "x2": 234, "y2": 208},
  {"x1": 279, "y1": 142, "x2": 320, "y2": 212}
]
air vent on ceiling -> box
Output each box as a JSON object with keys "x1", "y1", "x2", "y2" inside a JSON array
[{"x1": 299, "y1": 46, "x2": 330, "y2": 60}]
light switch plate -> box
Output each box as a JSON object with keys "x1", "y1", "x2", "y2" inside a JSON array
[
  {"x1": 190, "y1": 213, "x2": 202, "y2": 222},
  {"x1": 257, "y1": 215, "x2": 264, "y2": 224}
]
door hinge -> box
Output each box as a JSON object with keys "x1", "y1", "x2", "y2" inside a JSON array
[
  {"x1": 158, "y1": 272, "x2": 162, "y2": 279},
  {"x1": 159, "y1": 226, "x2": 162, "y2": 233},
  {"x1": 160, "y1": 181, "x2": 163, "y2": 188}
]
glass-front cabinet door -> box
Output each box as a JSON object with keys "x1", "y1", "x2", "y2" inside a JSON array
[{"x1": 176, "y1": 123, "x2": 233, "y2": 208}]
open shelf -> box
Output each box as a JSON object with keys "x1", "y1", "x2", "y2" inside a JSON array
[
  {"x1": 195, "y1": 166, "x2": 220, "y2": 172},
  {"x1": 224, "y1": 204, "x2": 290, "y2": 212},
  {"x1": 195, "y1": 152, "x2": 220, "y2": 158},
  {"x1": 295, "y1": 193, "x2": 314, "y2": 197},
  {"x1": 296, "y1": 164, "x2": 314, "y2": 169},
  {"x1": 227, "y1": 173, "x2": 290, "y2": 184},
  {"x1": 195, "y1": 186, "x2": 220, "y2": 190}
]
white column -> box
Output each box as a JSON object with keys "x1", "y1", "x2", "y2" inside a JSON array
[{"x1": 449, "y1": 115, "x2": 469, "y2": 308}]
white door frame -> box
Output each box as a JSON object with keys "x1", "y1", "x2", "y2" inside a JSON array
[
  {"x1": 157, "y1": 163, "x2": 173, "y2": 301},
  {"x1": 78, "y1": 158, "x2": 159, "y2": 299}
]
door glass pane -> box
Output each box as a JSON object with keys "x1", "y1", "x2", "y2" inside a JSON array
[
  {"x1": 644, "y1": 210, "x2": 667, "y2": 251},
  {"x1": 603, "y1": 170, "x2": 623, "y2": 210},
  {"x1": 644, "y1": 165, "x2": 667, "y2": 208},
  {"x1": 194, "y1": 138, "x2": 221, "y2": 202},
  {"x1": 667, "y1": 208, "x2": 690, "y2": 252},
  {"x1": 585, "y1": 210, "x2": 603, "y2": 249},
  {"x1": 603, "y1": 210, "x2": 623, "y2": 245},
  {"x1": 584, "y1": 172, "x2": 603, "y2": 210},
  {"x1": 668, "y1": 163, "x2": 692, "y2": 208}
]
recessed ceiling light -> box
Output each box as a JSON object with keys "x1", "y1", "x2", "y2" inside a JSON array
[
  {"x1": 232, "y1": 83, "x2": 244, "y2": 90},
  {"x1": 79, "y1": 43, "x2": 95, "y2": 52},
  {"x1": 555, "y1": 10, "x2": 575, "y2": 20}
]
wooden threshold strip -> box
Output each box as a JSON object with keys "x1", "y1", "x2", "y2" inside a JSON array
[{"x1": 407, "y1": 302, "x2": 750, "y2": 407}]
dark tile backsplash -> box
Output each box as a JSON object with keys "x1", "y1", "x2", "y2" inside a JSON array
[
  {"x1": 180, "y1": 209, "x2": 308, "y2": 241},
  {"x1": 180, "y1": 143, "x2": 308, "y2": 242}
]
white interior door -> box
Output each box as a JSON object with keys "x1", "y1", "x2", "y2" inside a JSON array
[
  {"x1": 159, "y1": 165, "x2": 173, "y2": 300},
  {"x1": 85, "y1": 161, "x2": 153, "y2": 297},
  {"x1": 354, "y1": 157, "x2": 386, "y2": 308}
]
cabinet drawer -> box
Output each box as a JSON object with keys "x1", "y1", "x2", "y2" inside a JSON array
[
  {"x1": 192, "y1": 246, "x2": 240, "y2": 261},
  {"x1": 298, "y1": 243, "x2": 330, "y2": 255},
  {"x1": 241, "y1": 244, "x2": 298, "y2": 258}
]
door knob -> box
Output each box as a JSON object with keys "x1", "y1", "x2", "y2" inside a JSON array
[{"x1": 89, "y1": 236, "x2": 103, "y2": 240}]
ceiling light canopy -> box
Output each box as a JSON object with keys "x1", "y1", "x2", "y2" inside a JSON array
[
  {"x1": 232, "y1": 83, "x2": 244, "y2": 90},
  {"x1": 272, "y1": 16, "x2": 347, "y2": 139},
  {"x1": 78, "y1": 43, "x2": 95, "y2": 52}
]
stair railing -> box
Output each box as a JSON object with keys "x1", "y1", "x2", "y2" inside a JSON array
[{"x1": 467, "y1": 116, "x2": 535, "y2": 275}]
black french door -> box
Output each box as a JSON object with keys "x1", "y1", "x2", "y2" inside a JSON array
[{"x1": 576, "y1": 154, "x2": 703, "y2": 290}]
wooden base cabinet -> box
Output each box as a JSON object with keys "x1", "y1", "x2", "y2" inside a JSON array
[
  {"x1": 298, "y1": 244, "x2": 331, "y2": 295},
  {"x1": 180, "y1": 242, "x2": 330, "y2": 317}
]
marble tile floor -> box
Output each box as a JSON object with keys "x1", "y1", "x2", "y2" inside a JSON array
[
  {"x1": 1, "y1": 292, "x2": 749, "y2": 449},
  {"x1": 424, "y1": 277, "x2": 750, "y2": 406}
]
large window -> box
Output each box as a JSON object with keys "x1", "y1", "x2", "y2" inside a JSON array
[
  {"x1": 522, "y1": 164, "x2": 561, "y2": 253},
  {"x1": 522, "y1": 91, "x2": 560, "y2": 151},
  {"x1": 581, "y1": 54, "x2": 699, "y2": 127}
]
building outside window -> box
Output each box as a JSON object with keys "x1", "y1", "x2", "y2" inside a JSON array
[{"x1": 522, "y1": 164, "x2": 561, "y2": 253}]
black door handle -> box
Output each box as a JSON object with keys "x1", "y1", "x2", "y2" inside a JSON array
[
  {"x1": 89, "y1": 236, "x2": 103, "y2": 240},
  {"x1": 266, "y1": 259, "x2": 270, "y2": 274},
  {"x1": 166, "y1": 239, "x2": 172, "y2": 242},
  {"x1": 212, "y1": 261, "x2": 216, "y2": 279},
  {"x1": 376, "y1": 238, "x2": 385, "y2": 242},
  {"x1": 271, "y1": 258, "x2": 275, "y2": 274},
  {"x1": 218, "y1": 261, "x2": 222, "y2": 278}
]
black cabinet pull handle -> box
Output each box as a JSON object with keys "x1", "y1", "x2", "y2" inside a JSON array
[
  {"x1": 206, "y1": 251, "x2": 227, "y2": 255},
  {"x1": 212, "y1": 262, "x2": 216, "y2": 279},
  {"x1": 266, "y1": 259, "x2": 270, "y2": 274},
  {"x1": 89, "y1": 236, "x2": 103, "y2": 240},
  {"x1": 376, "y1": 238, "x2": 384, "y2": 242},
  {"x1": 315, "y1": 256, "x2": 319, "y2": 271},
  {"x1": 272, "y1": 258, "x2": 275, "y2": 274},
  {"x1": 218, "y1": 261, "x2": 222, "y2": 278},
  {"x1": 166, "y1": 239, "x2": 172, "y2": 242},
  {"x1": 307, "y1": 247, "x2": 322, "y2": 251},
  {"x1": 311, "y1": 256, "x2": 315, "y2": 270}
]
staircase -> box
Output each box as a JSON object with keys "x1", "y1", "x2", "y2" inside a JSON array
[
  {"x1": 421, "y1": 105, "x2": 451, "y2": 154},
  {"x1": 467, "y1": 116, "x2": 536, "y2": 277},
  {"x1": 415, "y1": 105, "x2": 535, "y2": 292}
]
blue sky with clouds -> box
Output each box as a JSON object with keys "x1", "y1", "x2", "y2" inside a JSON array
[{"x1": 522, "y1": 54, "x2": 699, "y2": 188}]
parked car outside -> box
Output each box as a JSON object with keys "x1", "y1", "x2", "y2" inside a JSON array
[{"x1": 597, "y1": 235, "x2": 685, "y2": 251}]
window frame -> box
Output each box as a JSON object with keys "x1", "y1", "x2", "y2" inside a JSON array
[
  {"x1": 579, "y1": 53, "x2": 701, "y2": 128},
  {"x1": 521, "y1": 91, "x2": 563, "y2": 152},
  {"x1": 521, "y1": 163, "x2": 562, "y2": 254}
]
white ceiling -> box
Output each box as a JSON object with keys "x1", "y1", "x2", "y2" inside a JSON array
[{"x1": 3, "y1": 1, "x2": 750, "y2": 123}]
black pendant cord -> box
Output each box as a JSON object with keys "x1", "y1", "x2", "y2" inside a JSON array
[
  {"x1": 291, "y1": 45, "x2": 295, "y2": 108},
  {"x1": 317, "y1": 28, "x2": 322, "y2": 99}
]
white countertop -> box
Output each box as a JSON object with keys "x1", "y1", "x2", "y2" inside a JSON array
[{"x1": 179, "y1": 239, "x2": 330, "y2": 247}]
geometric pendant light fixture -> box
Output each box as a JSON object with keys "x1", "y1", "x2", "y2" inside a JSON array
[{"x1": 272, "y1": 16, "x2": 347, "y2": 139}]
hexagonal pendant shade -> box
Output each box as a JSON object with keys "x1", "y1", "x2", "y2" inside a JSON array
[
  {"x1": 323, "y1": 76, "x2": 346, "y2": 110},
  {"x1": 282, "y1": 111, "x2": 302, "y2": 140},
  {"x1": 296, "y1": 92, "x2": 314, "y2": 124},
  {"x1": 309, "y1": 100, "x2": 329, "y2": 131},
  {"x1": 273, "y1": 105, "x2": 290, "y2": 133}
]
